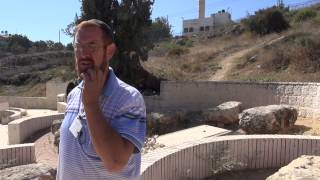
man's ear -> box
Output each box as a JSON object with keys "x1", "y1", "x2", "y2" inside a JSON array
[{"x1": 105, "y1": 43, "x2": 117, "y2": 62}]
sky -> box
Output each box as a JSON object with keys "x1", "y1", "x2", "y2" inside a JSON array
[{"x1": 0, "y1": 0, "x2": 312, "y2": 45}]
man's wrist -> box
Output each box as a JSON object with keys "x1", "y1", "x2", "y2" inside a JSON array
[{"x1": 84, "y1": 101, "x2": 100, "y2": 111}]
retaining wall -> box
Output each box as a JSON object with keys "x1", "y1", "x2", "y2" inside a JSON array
[
  {"x1": 140, "y1": 135, "x2": 320, "y2": 180},
  {"x1": 0, "y1": 102, "x2": 9, "y2": 111},
  {"x1": 146, "y1": 81, "x2": 320, "y2": 119},
  {"x1": 0, "y1": 143, "x2": 35, "y2": 170},
  {"x1": 0, "y1": 81, "x2": 67, "y2": 110},
  {"x1": 8, "y1": 113, "x2": 64, "y2": 145}
]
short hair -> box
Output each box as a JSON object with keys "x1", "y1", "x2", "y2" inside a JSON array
[{"x1": 75, "y1": 19, "x2": 114, "y2": 43}]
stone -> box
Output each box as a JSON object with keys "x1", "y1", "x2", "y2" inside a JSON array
[
  {"x1": 147, "y1": 111, "x2": 203, "y2": 135},
  {"x1": 54, "y1": 131, "x2": 60, "y2": 148},
  {"x1": 203, "y1": 101, "x2": 243, "y2": 125},
  {"x1": 239, "y1": 105, "x2": 298, "y2": 134},
  {"x1": 0, "y1": 163, "x2": 56, "y2": 180},
  {"x1": 51, "y1": 119, "x2": 62, "y2": 148},
  {"x1": 51, "y1": 119, "x2": 62, "y2": 135},
  {"x1": 267, "y1": 155, "x2": 320, "y2": 180}
]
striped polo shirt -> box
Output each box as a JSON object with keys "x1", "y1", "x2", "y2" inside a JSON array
[{"x1": 57, "y1": 68, "x2": 146, "y2": 180}]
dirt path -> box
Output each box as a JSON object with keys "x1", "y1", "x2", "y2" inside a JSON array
[
  {"x1": 209, "y1": 47, "x2": 255, "y2": 81},
  {"x1": 209, "y1": 36, "x2": 285, "y2": 81}
]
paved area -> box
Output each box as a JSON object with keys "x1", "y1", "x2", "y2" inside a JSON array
[
  {"x1": 0, "y1": 109, "x2": 59, "y2": 147},
  {"x1": 156, "y1": 125, "x2": 231, "y2": 147}
]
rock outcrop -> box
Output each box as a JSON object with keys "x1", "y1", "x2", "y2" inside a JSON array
[
  {"x1": 0, "y1": 163, "x2": 56, "y2": 180},
  {"x1": 239, "y1": 105, "x2": 297, "y2": 134},
  {"x1": 203, "y1": 101, "x2": 243, "y2": 125},
  {"x1": 267, "y1": 155, "x2": 320, "y2": 180}
]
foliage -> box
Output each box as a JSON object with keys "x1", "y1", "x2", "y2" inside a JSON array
[
  {"x1": 146, "y1": 17, "x2": 172, "y2": 43},
  {"x1": 32, "y1": 40, "x2": 48, "y2": 52},
  {"x1": 51, "y1": 42, "x2": 65, "y2": 50},
  {"x1": 71, "y1": 0, "x2": 160, "y2": 92},
  {"x1": 242, "y1": 6, "x2": 290, "y2": 35},
  {"x1": 66, "y1": 43, "x2": 74, "y2": 51},
  {"x1": 6, "y1": 35, "x2": 32, "y2": 54},
  {"x1": 294, "y1": 8, "x2": 317, "y2": 22}
]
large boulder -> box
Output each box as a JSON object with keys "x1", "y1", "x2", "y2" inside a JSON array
[
  {"x1": 147, "y1": 111, "x2": 203, "y2": 135},
  {"x1": 0, "y1": 163, "x2": 56, "y2": 180},
  {"x1": 239, "y1": 105, "x2": 297, "y2": 134},
  {"x1": 203, "y1": 101, "x2": 243, "y2": 125},
  {"x1": 267, "y1": 155, "x2": 320, "y2": 180}
]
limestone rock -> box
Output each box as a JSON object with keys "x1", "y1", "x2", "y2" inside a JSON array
[
  {"x1": 147, "y1": 111, "x2": 202, "y2": 135},
  {"x1": 239, "y1": 105, "x2": 297, "y2": 134},
  {"x1": 267, "y1": 155, "x2": 320, "y2": 180},
  {"x1": 203, "y1": 101, "x2": 243, "y2": 125},
  {"x1": 0, "y1": 163, "x2": 56, "y2": 180}
]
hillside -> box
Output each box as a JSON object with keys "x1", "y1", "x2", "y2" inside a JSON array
[
  {"x1": 144, "y1": 4, "x2": 320, "y2": 83},
  {"x1": 0, "y1": 51, "x2": 75, "y2": 96},
  {"x1": 1, "y1": 4, "x2": 320, "y2": 97}
]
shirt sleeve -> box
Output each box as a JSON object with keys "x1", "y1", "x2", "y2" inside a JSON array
[{"x1": 111, "y1": 91, "x2": 146, "y2": 153}]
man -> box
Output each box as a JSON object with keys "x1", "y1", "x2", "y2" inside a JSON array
[{"x1": 57, "y1": 19, "x2": 146, "y2": 180}]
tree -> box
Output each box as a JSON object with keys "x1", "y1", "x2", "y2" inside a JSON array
[
  {"x1": 66, "y1": 43, "x2": 74, "y2": 51},
  {"x1": 242, "y1": 6, "x2": 289, "y2": 35},
  {"x1": 52, "y1": 42, "x2": 65, "y2": 50},
  {"x1": 66, "y1": 0, "x2": 160, "y2": 93},
  {"x1": 32, "y1": 40, "x2": 48, "y2": 52},
  {"x1": 146, "y1": 17, "x2": 172, "y2": 43},
  {"x1": 7, "y1": 34, "x2": 32, "y2": 53},
  {"x1": 46, "y1": 40, "x2": 55, "y2": 50}
]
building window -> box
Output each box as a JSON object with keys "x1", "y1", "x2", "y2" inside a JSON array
[
  {"x1": 184, "y1": 28, "x2": 189, "y2": 33},
  {"x1": 189, "y1": 27, "x2": 194, "y2": 32},
  {"x1": 200, "y1": 26, "x2": 204, "y2": 31},
  {"x1": 205, "y1": 26, "x2": 210, "y2": 31}
]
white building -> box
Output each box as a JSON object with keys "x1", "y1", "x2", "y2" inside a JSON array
[{"x1": 183, "y1": 0, "x2": 232, "y2": 36}]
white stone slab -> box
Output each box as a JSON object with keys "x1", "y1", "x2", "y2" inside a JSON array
[{"x1": 156, "y1": 125, "x2": 231, "y2": 147}]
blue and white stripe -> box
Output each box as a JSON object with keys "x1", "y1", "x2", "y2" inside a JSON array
[{"x1": 57, "y1": 68, "x2": 146, "y2": 180}]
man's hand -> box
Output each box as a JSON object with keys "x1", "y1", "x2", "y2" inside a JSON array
[
  {"x1": 79, "y1": 67, "x2": 134, "y2": 172},
  {"x1": 80, "y1": 67, "x2": 108, "y2": 106}
]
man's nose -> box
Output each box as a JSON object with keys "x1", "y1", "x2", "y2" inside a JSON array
[{"x1": 78, "y1": 47, "x2": 92, "y2": 57}]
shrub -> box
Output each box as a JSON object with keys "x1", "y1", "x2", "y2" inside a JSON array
[
  {"x1": 242, "y1": 7, "x2": 290, "y2": 35},
  {"x1": 294, "y1": 8, "x2": 317, "y2": 22},
  {"x1": 167, "y1": 46, "x2": 189, "y2": 57}
]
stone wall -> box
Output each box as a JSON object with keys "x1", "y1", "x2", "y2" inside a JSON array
[
  {"x1": 8, "y1": 113, "x2": 64, "y2": 145},
  {"x1": 0, "y1": 81, "x2": 68, "y2": 110},
  {"x1": 145, "y1": 81, "x2": 320, "y2": 119},
  {"x1": 140, "y1": 135, "x2": 320, "y2": 180},
  {"x1": 0, "y1": 144, "x2": 35, "y2": 170},
  {"x1": 0, "y1": 102, "x2": 9, "y2": 111}
]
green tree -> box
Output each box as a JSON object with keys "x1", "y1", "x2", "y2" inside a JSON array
[
  {"x1": 294, "y1": 8, "x2": 317, "y2": 22},
  {"x1": 146, "y1": 17, "x2": 172, "y2": 43},
  {"x1": 66, "y1": 43, "x2": 74, "y2": 51},
  {"x1": 46, "y1": 40, "x2": 55, "y2": 50},
  {"x1": 32, "y1": 40, "x2": 48, "y2": 52},
  {"x1": 242, "y1": 6, "x2": 289, "y2": 35},
  {"x1": 67, "y1": 0, "x2": 160, "y2": 92},
  {"x1": 52, "y1": 42, "x2": 65, "y2": 50},
  {"x1": 7, "y1": 34, "x2": 32, "y2": 54}
]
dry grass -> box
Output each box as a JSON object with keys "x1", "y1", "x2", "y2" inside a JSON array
[
  {"x1": 143, "y1": 33, "x2": 267, "y2": 81},
  {"x1": 0, "y1": 65, "x2": 75, "y2": 97},
  {"x1": 226, "y1": 19, "x2": 320, "y2": 82}
]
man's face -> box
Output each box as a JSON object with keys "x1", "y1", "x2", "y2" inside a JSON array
[{"x1": 74, "y1": 26, "x2": 108, "y2": 76}]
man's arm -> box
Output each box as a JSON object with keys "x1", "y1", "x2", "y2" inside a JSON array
[
  {"x1": 84, "y1": 102, "x2": 134, "y2": 172},
  {"x1": 81, "y1": 68, "x2": 135, "y2": 172}
]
